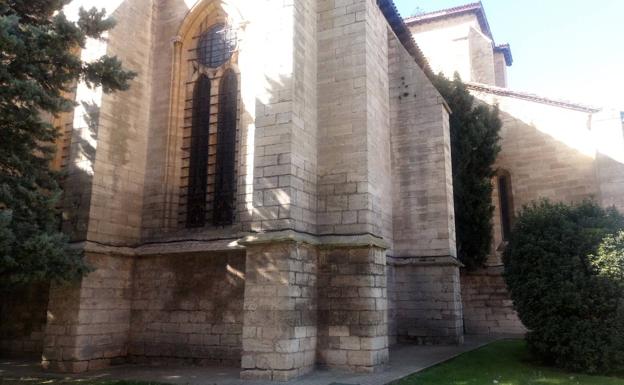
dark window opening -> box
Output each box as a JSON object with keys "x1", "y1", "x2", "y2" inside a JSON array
[
  {"x1": 213, "y1": 70, "x2": 238, "y2": 226},
  {"x1": 197, "y1": 24, "x2": 236, "y2": 68},
  {"x1": 498, "y1": 173, "x2": 513, "y2": 241},
  {"x1": 186, "y1": 75, "x2": 211, "y2": 228}
]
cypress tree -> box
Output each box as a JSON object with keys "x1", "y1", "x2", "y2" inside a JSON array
[{"x1": 433, "y1": 74, "x2": 502, "y2": 270}]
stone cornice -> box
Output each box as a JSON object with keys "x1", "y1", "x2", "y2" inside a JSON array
[
  {"x1": 238, "y1": 230, "x2": 390, "y2": 250},
  {"x1": 387, "y1": 255, "x2": 463, "y2": 267},
  {"x1": 75, "y1": 230, "x2": 391, "y2": 257}
]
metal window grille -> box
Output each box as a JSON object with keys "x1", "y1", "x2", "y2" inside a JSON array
[
  {"x1": 213, "y1": 70, "x2": 238, "y2": 226},
  {"x1": 197, "y1": 24, "x2": 237, "y2": 68},
  {"x1": 186, "y1": 75, "x2": 211, "y2": 228}
]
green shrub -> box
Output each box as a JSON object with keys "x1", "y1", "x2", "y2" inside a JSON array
[{"x1": 503, "y1": 200, "x2": 624, "y2": 374}]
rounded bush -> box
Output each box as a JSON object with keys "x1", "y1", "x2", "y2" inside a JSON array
[{"x1": 503, "y1": 200, "x2": 624, "y2": 374}]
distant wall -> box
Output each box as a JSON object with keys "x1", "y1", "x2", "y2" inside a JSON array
[
  {"x1": 468, "y1": 27, "x2": 495, "y2": 85},
  {"x1": 471, "y1": 91, "x2": 599, "y2": 265},
  {"x1": 407, "y1": 14, "x2": 479, "y2": 82},
  {"x1": 0, "y1": 283, "x2": 49, "y2": 358},
  {"x1": 461, "y1": 267, "x2": 525, "y2": 335},
  {"x1": 493, "y1": 52, "x2": 507, "y2": 87}
]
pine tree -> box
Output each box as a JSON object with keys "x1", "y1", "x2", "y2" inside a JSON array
[
  {"x1": 433, "y1": 74, "x2": 502, "y2": 270},
  {"x1": 0, "y1": 1, "x2": 136, "y2": 287}
]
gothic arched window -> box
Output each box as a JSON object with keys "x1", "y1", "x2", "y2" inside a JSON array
[
  {"x1": 497, "y1": 171, "x2": 514, "y2": 241},
  {"x1": 181, "y1": 20, "x2": 239, "y2": 229},
  {"x1": 213, "y1": 70, "x2": 238, "y2": 226},
  {"x1": 186, "y1": 75, "x2": 212, "y2": 228}
]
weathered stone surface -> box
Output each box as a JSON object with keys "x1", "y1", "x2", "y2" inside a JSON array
[
  {"x1": 0, "y1": 283, "x2": 49, "y2": 359},
  {"x1": 42, "y1": 253, "x2": 133, "y2": 373},
  {"x1": 128, "y1": 252, "x2": 245, "y2": 365},
  {"x1": 241, "y1": 242, "x2": 317, "y2": 381},
  {"x1": 317, "y1": 246, "x2": 389, "y2": 373},
  {"x1": 387, "y1": 257, "x2": 463, "y2": 345},
  {"x1": 461, "y1": 267, "x2": 526, "y2": 335},
  {"x1": 407, "y1": 3, "x2": 624, "y2": 344}
]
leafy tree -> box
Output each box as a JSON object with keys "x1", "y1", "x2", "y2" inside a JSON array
[
  {"x1": 0, "y1": 1, "x2": 136, "y2": 287},
  {"x1": 504, "y1": 200, "x2": 624, "y2": 374},
  {"x1": 433, "y1": 74, "x2": 502, "y2": 269}
]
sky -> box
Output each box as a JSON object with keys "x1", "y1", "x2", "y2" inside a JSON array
[{"x1": 393, "y1": 0, "x2": 624, "y2": 111}]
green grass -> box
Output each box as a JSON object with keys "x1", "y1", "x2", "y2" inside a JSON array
[
  {"x1": 0, "y1": 380, "x2": 161, "y2": 385},
  {"x1": 397, "y1": 340, "x2": 623, "y2": 385}
]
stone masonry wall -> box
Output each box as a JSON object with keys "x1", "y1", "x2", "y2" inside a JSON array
[
  {"x1": 128, "y1": 252, "x2": 245, "y2": 365},
  {"x1": 406, "y1": 13, "x2": 481, "y2": 83},
  {"x1": 317, "y1": 246, "x2": 389, "y2": 373},
  {"x1": 386, "y1": 14, "x2": 462, "y2": 346},
  {"x1": 43, "y1": 253, "x2": 133, "y2": 373},
  {"x1": 241, "y1": 242, "x2": 317, "y2": 381},
  {"x1": 468, "y1": 27, "x2": 495, "y2": 85},
  {"x1": 141, "y1": 0, "x2": 190, "y2": 237},
  {"x1": 388, "y1": 31, "x2": 455, "y2": 258},
  {"x1": 472, "y1": 91, "x2": 601, "y2": 265},
  {"x1": 387, "y1": 260, "x2": 463, "y2": 344},
  {"x1": 493, "y1": 52, "x2": 508, "y2": 87},
  {"x1": 317, "y1": 0, "x2": 391, "y2": 238},
  {"x1": 461, "y1": 267, "x2": 526, "y2": 335},
  {"x1": 0, "y1": 283, "x2": 49, "y2": 358},
  {"x1": 468, "y1": 90, "x2": 607, "y2": 335},
  {"x1": 85, "y1": 0, "x2": 154, "y2": 246},
  {"x1": 366, "y1": 4, "x2": 393, "y2": 242},
  {"x1": 593, "y1": 109, "x2": 624, "y2": 213}
]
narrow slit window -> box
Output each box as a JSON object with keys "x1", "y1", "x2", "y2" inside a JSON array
[
  {"x1": 498, "y1": 173, "x2": 513, "y2": 241},
  {"x1": 186, "y1": 75, "x2": 211, "y2": 228},
  {"x1": 213, "y1": 70, "x2": 238, "y2": 226}
]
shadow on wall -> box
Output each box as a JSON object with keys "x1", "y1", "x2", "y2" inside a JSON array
[
  {"x1": 461, "y1": 102, "x2": 611, "y2": 337},
  {"x1": 490, "y1": 107, "x2": 602, "y2": 206},
  {"x1": 0, "y1": 283, "x2": 51, "y2": 359},
  {"x1": 128, "y1": 252, "x2": 245, "y2": 365}
]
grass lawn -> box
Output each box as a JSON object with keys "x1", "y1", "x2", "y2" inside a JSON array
[
  {"x1": 0, "y1": 380, "x2": 160, "y2": 385},
  {"x1": 397, "y1": 340, "x2": 623, "y2": 385}
]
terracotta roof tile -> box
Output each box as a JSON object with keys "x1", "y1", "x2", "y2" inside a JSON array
[
  {"x1": 404, "y1": 2, "x2": 492, "y2": 38},
  {"x1": 466, "y1": 82, "x2": 601, "y2": 113},
  {"x1": 377, "y1": 0, "x2": 434, "y2": 77},
  {"x1": 404, "y1": 2, "x2": 513, "y2": 66}
]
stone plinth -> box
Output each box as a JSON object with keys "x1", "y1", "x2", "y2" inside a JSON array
[
  {"x1": 42, "y1": 253, "x2": 132, "y2": 373},
  {"x1": 240, "y1": 241, "x2": 318, "y2": 381},
  {"x1": 461, "y1": 266, "x2": 526, "y2": 335},
  {"x1": 317, "y1": 246, "x2": 389, "y2": 373},
  {"x1": 388, "y1": 256, "x2": 463, "y2": 344}
]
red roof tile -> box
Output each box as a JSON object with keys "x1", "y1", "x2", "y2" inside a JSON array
[
  {"x1": 466, "y1": 82, "x2": 601, "y2": 113},
  {"x1": 377, "y1": 0, "x2": 434, "y2": 77},
  {"x1": 404, "y1": 2, "x2": 512, "y2": 66}
]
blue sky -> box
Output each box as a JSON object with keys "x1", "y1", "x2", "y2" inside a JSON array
[{"x1": 393, "y1": 0, "x2": 624, "y2": 110}]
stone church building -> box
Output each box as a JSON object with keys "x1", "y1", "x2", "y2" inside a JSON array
[
  {"x1": 405, "y1": 2, "x2": 624, "y2": 336},
  {"x1": 1, "y1": 0, "x2": 623, "y2": 382}
]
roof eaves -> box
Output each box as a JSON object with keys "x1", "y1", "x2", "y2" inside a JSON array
[
  {"x1": 466, "y1": 82, "x2": 601, "y2": 113},
  {"x1": 404, "y1": 2, "x2": 493, "y2": 40},
  {"x1": 377, "y1": 0, "x2": 434, "y2": 79},
  {"x1": 494, "y1": 43, "x2": 513, "y2": 66}
]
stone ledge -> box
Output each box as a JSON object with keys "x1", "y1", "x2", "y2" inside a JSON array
[
  {"x1": 239, "y1": 230, "x2": 390, "y2": 250},
  {"x1": 75, "y1": 230, "x2": 390, "y2": 257},
  {"x1": 387, "y1": 255, "x2": 463, "y2": 267}
]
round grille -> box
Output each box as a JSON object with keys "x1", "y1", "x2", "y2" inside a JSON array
[{"x1": 197, "y1": 24, "x2": 236, "y2": 68}]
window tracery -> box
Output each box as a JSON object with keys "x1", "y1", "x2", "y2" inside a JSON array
[{"x1": 181, "y1": 18, "x2": 239, "y2": 229}]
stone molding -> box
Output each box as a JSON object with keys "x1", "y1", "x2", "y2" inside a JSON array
[
  {"x1": 387, "y1": 255, "x2": 463, "y2": 267},
  {"x1": 76, "y1": 230, "x2": 390, "y2": 258},
  {"x1": 239, "y1": 230, "x2": 390, "y2": 250}
]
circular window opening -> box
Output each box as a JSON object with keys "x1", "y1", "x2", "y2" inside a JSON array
[{"x1": 197, "y1": 24, "x2": 236, "y2": 68}]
